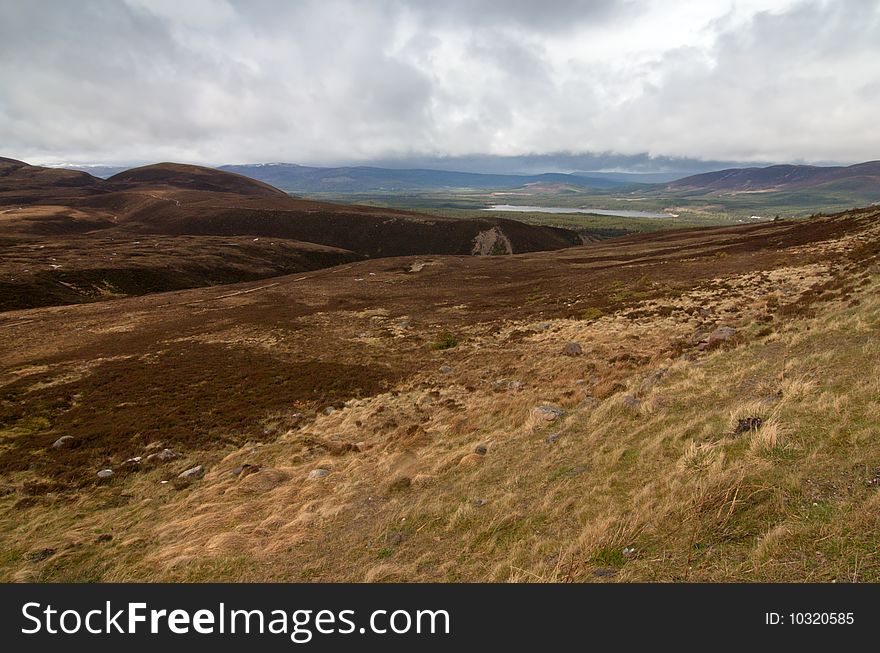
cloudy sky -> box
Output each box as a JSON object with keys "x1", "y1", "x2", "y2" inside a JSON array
[{"x1": 1, "y1": 0, "x2": 878, "y2": 171}]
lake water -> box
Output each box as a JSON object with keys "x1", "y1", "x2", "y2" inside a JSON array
[{"x1": 482, "y1": 204, "x2": 676, "y2": 219}]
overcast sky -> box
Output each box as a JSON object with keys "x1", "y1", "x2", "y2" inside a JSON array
[{"x1": 1, "y1": 0, "x2": 878, "y2": 171}]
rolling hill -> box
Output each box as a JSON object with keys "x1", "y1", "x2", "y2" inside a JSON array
[
  {"x1": 0, "y1": 159, "x2": 583, "y2": 310},
  {"x1": 668, "y1": 160, "x2": 880, "y2": 194},
  {"x1": 218, "y1": 163, "x2": 627, "y2": 192}
]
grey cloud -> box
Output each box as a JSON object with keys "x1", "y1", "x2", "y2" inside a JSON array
[{"x1": 0, "y1": 0, "x2": 877, "y2": 168}]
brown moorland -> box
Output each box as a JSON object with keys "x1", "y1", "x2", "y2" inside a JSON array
[
  {"x1": 0, "y1": 159, "x2": 582, "y2": 310},
  {"x1": 0, "y1": 205, "x2": 878, "y2": 582}
]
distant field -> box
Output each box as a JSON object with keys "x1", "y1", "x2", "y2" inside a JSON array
[{"x1": 289, "y1": 185, "x2": 877, "y2": 238}]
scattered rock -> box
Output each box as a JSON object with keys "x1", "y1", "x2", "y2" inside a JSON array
[
  {"x1": 562, "y1": 341, "x2": 583, "y2": 357},
  {"x1": 508, "y1": 380, "x2": 525, "y2": 391},
  {"x1": 51, "y1": 436, "x2": 74, "y2": 449},
  {"x1": 177, "y1": 465, "x2": 205, "y2": 480},
  {"x1": 97, "y1": 469, "x2": 114, "y2": 479},
  {"x1": 707, "y1": 326, "x2": 737, "y2": 348},
  {"x1": 532, "y1": 405, "x2": 566, "y2": 422},
  {"x1": 145, "y1": 448, "x2": 178, "y2": 463},
  {"x1": 25, "y1": 548, "x2": 55, "y2": 563},
  {"x1": 545, "y1": 433, "x2": 561, "y2": 445},
  {"x1": 439, "y1": 365, "x2": 454, "y2": 374},
  {"x1": 307, "y1": 468, "x2": 331, "y2": 480},
  {"x1": 474, "y1": 444, "x2": 488, "y2": 455},
  {"x1": 622, "y1": 547, "x2": 637, "y2": 559},
  {"x1": 537, "y1": 322, "x2": 551, "y2": 331},
  {"x1": 734, "y1": 416, "x2": 763, "y2": 435},
  {"x1": 459, "y1": 453, "x2": 485, "y2": 467},
  {"x1": 473, "y1": 498, "x2": 488, "y2": 507},
  {"x1": 124, "y1": 456, "x2": 142, "y2": 466},
  {"x1": 323, "y1": 406, "x2": 336, "y2": 416}
]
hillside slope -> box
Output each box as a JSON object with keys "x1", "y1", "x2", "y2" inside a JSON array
[
  {"x1": 1, "y1": 207, "x2": 877, "y2": 582},
  {"x1": 669, "y1": 161, "x2": 880, "y2": 193},
  {"x1": 0, "y1": 159, "x2": 582, "y2": 309},
  {"x1": 219, "y1": 163, "x2": 625, "y2": 192}
]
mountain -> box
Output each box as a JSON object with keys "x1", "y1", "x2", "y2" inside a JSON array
[
  {"x1": 668, "y1": 160, "x2": 880, "y2": 193},
  {"x1": 108, "y1": 162, "x2": 289, "y2": 198},
  {"x1": 219, "y1": 163, "x2": 626, "y2": 192},
  {"x1": 0, "y1": 158, "x2": 582, "y2": 310},
  {"x1": 572, "y1": 170, "x2": 685, "y2": 184}
]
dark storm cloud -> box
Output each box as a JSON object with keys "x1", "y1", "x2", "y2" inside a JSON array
[{"x1": 0, "y1": 0, "x2": 877, "y2": 168}]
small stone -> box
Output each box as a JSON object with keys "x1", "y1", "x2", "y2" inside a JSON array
[
  {"x1": 563, "y1": 341, "x2": 583, "y2": 357},
  {"x1": 537, "y1": 322, "x2": 551, "y2": 331},
  {"x1": 592, "y1": 567, "x2": 617, "y2": 578},
  {"x1": 389, "y1": 532, "x2": 405, "y2": 546},
  {"x1": 308, "y1": 468, "x2": 330, "y2": 480},
  {"x1": 177, "y1": 465, "x2": 204, "y2": 480},
  {"x1": 439, "y1": 365, "x2": 453, "y2": 374},
  {"x1": 532, "y1": 405, "x2": 566, "y2": 422},
  {"x1": 323, "y1": 406, "x2": 336, "y2": 416},
  {"x1": 545, "y1": 433, "x2": 561, "y2": 445},
  {"x1": 474, "y1": 444, "x2": 487, "y2": 455},
  {"x1": 622, "y1": 547, "x2": 637, "y2": 559},
  {"x1": 51, "y1": 436, "x2": 74, "y2": 449},
  {"x1": 97, "y1": 469, "x2": 114, "y2": 479},
  {"x1": 508, "y1": 380, "x2": 525, "y2": 391},
  {"x1": 473, "y1": 498, "x2": 488, "y2": 507}
]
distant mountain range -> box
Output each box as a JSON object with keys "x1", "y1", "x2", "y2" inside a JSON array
[
  {"x1": 668, "y1": 161, "x2": 880, "y2": 194},
  {"x1": 53, "y1": 160, "x2": 880, "y2": 198},
  {"x1": 217, "y1": 164, "x2": 628, "y2": 192}
]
